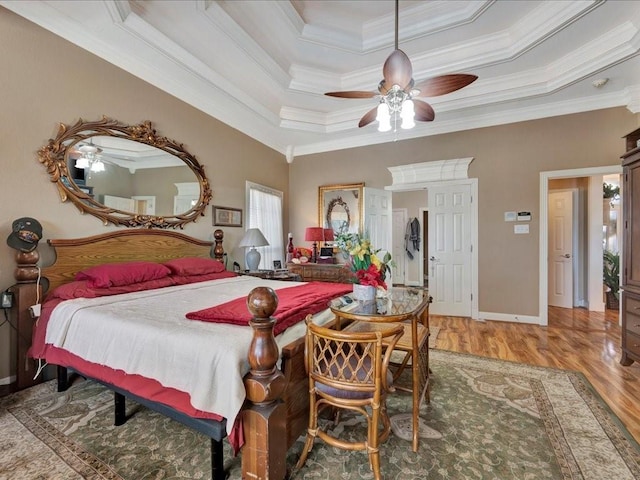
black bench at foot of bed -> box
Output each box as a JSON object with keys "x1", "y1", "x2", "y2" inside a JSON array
[{"x1": 57, "y1": 366, "x2": 229, "y2": 480}]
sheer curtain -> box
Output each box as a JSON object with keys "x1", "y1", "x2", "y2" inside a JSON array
[{"x1": 246, "y1": 181, "x2": 283, "y2": 270}]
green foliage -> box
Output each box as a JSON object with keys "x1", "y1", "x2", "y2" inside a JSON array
[
  {"x1": 603, "y1": 183, "x2": 620, "y2": 199},
  {"x1": 603, "y1": 250, "x2": 620, "y2": 298}
]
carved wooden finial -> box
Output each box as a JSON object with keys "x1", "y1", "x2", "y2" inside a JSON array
[
  {"x1": 246, "y1": 286, "x2": 278, "y2": 318},
  {"x1": 13, "y1": 249, "x2": 40, "y2": 284},
  {"x1": 213, "y1": 229, "x2": 224, "y2": 262}
]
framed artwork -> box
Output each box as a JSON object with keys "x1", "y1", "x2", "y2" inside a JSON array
[
  {"x1": 212, "y1": 206, "x2": 243, "y2": 227},
  {"x1": 318, "y1": 183, "x2": 364, "y2": 241},
  {"x1": 273, "y1": 260, "x2": 282, "y2": 270}
]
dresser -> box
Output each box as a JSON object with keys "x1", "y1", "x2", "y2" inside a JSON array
[
  {"x1": 286, "y1": 262, "x2": 354, "y2": 283},
  {"x1": 621, "y1": 127, "x2": 640, "y2": 366}
]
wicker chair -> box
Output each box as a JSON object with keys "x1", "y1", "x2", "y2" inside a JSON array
[{"x1": 295, "y1": 318, "x2": 404, "y2": 480}]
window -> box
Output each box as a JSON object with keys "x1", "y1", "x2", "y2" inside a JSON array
[{"x1": 246, "y1": 181, "x2": 283, "y2": 270}]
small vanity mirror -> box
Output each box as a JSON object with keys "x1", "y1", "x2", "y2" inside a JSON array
[
  {"x1": 38, "y1": 117, "x2": 211, "y2": 228},
  {"x1": 318, "y1": 183, "x2": 364, "y2": 239}
]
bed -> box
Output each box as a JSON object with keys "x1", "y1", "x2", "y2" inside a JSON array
[{"x1": 13, "y1": 228, "x2": 351, "y2": 480}]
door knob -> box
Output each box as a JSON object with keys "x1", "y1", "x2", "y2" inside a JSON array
[
  {"x1": 563, "y1": 254, "x2": 571, "y2": 258},
  {"x1": 429, "y1": 256, "x2": 438, "y2": 261}
]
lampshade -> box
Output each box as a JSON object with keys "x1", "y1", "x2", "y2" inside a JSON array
[
  {"x1": 239, "y1": 228, "x2": 269, "y2": 271},
  {"x1": 239, "y1": 228, "x2": 269, "y2": 248},
  {"x1": 305, "y1": 227, "x2": 325, "y2": 242},
  {"x1": 323, "y1": 228, "x2": 335, "y2": 242}
]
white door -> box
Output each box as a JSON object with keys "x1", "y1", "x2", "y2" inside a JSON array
[
  {"x1": 363, "y1": 187, "x2": 393, "y2": 282},
  {"x1": 548, "y1": 191, "x2": 573, "y2": 308},
  {"x1": 427, "y1": 184, "x2": 472, "y2": 316},
  {"x1": 392, "y1": 208, "x2": 407, "y2": 285}
]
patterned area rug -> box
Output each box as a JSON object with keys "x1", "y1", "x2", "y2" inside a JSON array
[{"x1": 1, "y1": 350, "x2": 638, "y2": 480}]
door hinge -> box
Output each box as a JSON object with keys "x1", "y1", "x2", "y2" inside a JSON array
[{"x1": 470, "y1": 293, "x2": 473, "y2": 301}]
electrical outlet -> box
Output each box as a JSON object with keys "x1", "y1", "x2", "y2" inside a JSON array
[{"x1": 1, "y1": 291, "x2": 13, "y2": 309}]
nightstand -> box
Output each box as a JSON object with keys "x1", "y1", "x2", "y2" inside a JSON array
[
  {"x1": 240, "y1": 270, "x2": 302, "y2": 282},
  {"x1": 286, "y1": 262, "x2": 354, "y2": 283}
]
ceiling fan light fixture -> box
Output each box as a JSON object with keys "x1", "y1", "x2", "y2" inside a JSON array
[
  {"x1": 400, "y1": 99, "x2": 415, "y2": 129},
  {"x1": 90, "y1": 159, "x2": 105, "y2": 172},
  {"x1": 75, "y1": 157, "x2": 90, "y2": 169},
  {"x1": 376, "y1": 103, "x2": 392, "y2": 132}
]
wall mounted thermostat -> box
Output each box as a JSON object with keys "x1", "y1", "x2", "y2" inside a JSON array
[
  {"x1": 504, "y1": 211, "x2": 517, "y2": 222},
  {"x1": 517, "y1": 211, "x2": 532, "y2": 221}
]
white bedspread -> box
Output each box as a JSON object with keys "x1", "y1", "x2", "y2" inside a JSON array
[{"x1": 44, "y1": 275, "x2": 335, "y2": 436}]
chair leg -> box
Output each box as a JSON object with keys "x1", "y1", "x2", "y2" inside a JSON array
[
  {"x1": 295, "y1": 398, "x2": 319, "y2": 470},
  {"x1": 368, "y1": 402, "x2": 382, "y2": 480}
]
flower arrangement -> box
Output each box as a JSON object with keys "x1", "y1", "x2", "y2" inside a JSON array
[{"x1": 335, "y1": 233, "x2": 392, "y2": 289}]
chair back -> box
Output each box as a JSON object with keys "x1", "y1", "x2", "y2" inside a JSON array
[{"x1": 305, "y1": 320, "x2": 404, "y2": 401}]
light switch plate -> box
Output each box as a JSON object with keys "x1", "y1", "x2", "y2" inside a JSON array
[{"x1": 514, "y1": 224, "x2": 529, "y2": 234}]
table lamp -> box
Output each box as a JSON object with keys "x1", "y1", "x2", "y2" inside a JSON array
[
  {"x1": 323, "y1": 228, "x2": 335, "y2": 243},
  {"x1": 305, "y1": 227, "x2": 325, "y2": 263},
  {"x1": 239, "y1": 228, "x2": 269, "y2": 271}
]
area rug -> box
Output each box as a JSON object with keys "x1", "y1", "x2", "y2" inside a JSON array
[{"x1": 1, "y1": 350, "x2": 638, "y2": 480}]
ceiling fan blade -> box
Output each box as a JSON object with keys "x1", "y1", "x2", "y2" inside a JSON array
[
  {"x1": 381, "y1": 49, "x2": 413, "y2": 91},
  {"x1": 358, "y1": 106, "x2": 379, "y2": 128},
  {"x1": 325, "y1": 91, "x2": 378, "y2": 99},
  {"x1": 412, "y1": 74, "x2": 477, "y2": 97},
  {"x1": 413, "y1": 100, "x2": 435, "y2": 122}
]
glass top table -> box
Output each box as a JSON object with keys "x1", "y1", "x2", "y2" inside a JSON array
[
  {"x1": 329, "y1": 287, "x2": 432, "y2": 452},
  {"x1": 329, "y1": 287, "x2": 431, "y2": 320}
]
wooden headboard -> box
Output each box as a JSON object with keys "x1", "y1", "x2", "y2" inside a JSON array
[{"x1": 41, "y1": 229, "x2": 223, "y2": 292}]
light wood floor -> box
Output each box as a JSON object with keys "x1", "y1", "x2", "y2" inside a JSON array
[{"x1": 430, "y1": 306, "x2": 640, "y2": 443}]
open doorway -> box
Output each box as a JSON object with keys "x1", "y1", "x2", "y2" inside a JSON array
[{"x1": 540, "y1": 166, "x2": 622, "y2": 326}]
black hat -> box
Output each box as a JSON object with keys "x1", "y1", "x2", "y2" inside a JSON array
[{"x1": 6, "y1": 217, "x2": 43, "y2": 252}]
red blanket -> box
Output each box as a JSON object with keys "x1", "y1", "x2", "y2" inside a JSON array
[{"x1": 186, "y1": 282, "x2": 353, "y2": 335}]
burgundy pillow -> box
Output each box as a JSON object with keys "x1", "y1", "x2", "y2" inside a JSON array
[
  {"x1": 75, "y1": 261, "x2": 171, "y2": 288},
  {"x1": 46, "y1": 280, "x2": 98, "y2": 300},
  {"x1": 163, "y1": 257, "x2": 226, "y2": 276}
]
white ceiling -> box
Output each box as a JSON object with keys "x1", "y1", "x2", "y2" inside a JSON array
[{"x1": 4, "y1": 0, "x2": 640, "y2": 162}]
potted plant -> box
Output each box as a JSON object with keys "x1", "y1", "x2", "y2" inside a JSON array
[{"x1": 603, "y1": 249, "x2": 620, "y2": 309}]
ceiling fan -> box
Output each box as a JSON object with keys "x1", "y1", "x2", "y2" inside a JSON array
[
  {"x1": 68, "y1": 141, "x2": 106, "y2": 172},
  {"x1": 325, "y1": 0, "x2": 477, "y2": 131}
]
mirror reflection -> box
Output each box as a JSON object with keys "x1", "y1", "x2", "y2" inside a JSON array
[
  {"x1": 65, "y1": 136, "x2": 199, "y2": 217},
  {"x1": 318, "y1": 183, "x2": 364, "y2": 239},
  {"x1": 39, "y1": 117, "x2": 211, "y2": 228}
]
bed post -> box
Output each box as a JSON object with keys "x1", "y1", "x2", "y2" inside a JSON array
[
  {"x1": 8, "y1": 248, "x2": 43, "y2": 390},
  {"x1": 241, "y1": 287, "x2": 288, "y2": 480},
  {"x1": 213, "y1": 229, "x2": 224, "y2": 262}
]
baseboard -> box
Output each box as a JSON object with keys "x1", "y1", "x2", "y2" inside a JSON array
[
  {"x1": 478, "y1": 311, "x2": 541, "y2": 325},
  {"x1": 0, "y1": 375, "x2": 16, "y2": 386}
]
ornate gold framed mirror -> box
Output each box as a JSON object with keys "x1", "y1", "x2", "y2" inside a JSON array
[
  {"x1": 318, "y1": 183, "x2": 364, "y2": 239},
  {"x1": 37, "y1": 117, "x2": 212, "y2": 228}
]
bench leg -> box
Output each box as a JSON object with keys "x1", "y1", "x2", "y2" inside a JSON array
[
  {"x1": 56, "y1": 366, "x2": 68, "y2": 392},
  {"x1": 114, "y1": 392, "x2": 127, "y2": 426},
  {"x1": 211, "y1": 438, "x2": 227, "y2": 480}
]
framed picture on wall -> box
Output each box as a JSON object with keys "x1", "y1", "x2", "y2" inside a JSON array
[
  {"x1": 212, "y1": 206, "x2": 242, "y2": 227},
  {"x1": 273, "y1": 260, "x2": 282, "y2": 270}
]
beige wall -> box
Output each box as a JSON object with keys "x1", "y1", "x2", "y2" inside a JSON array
[
  {"x1": 289, "y1": 108, "x2": 639, "y2": 318},
  {"x1": 0, "y1": 9, "x2": 288, "y2": 381}
]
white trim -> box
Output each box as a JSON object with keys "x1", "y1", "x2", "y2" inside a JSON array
[
  {"x1": 392, "y1": 208, "x2": 409, "y2": 286},
  {"x1": 478, "y1": 311, "x2": 541, "y2": 325},
  {"x1": 539, "y1": 165, "x2": 622, "y2": 326},
  {"x1": 0, "y1": 375, "x2": 16, "y2": 386},
  {"x1": 419, "y1": 206, "x2": 429, "y2": 289},
  {"x1": 387, "y1": 158, "x2": 474, "y2": 187}
]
